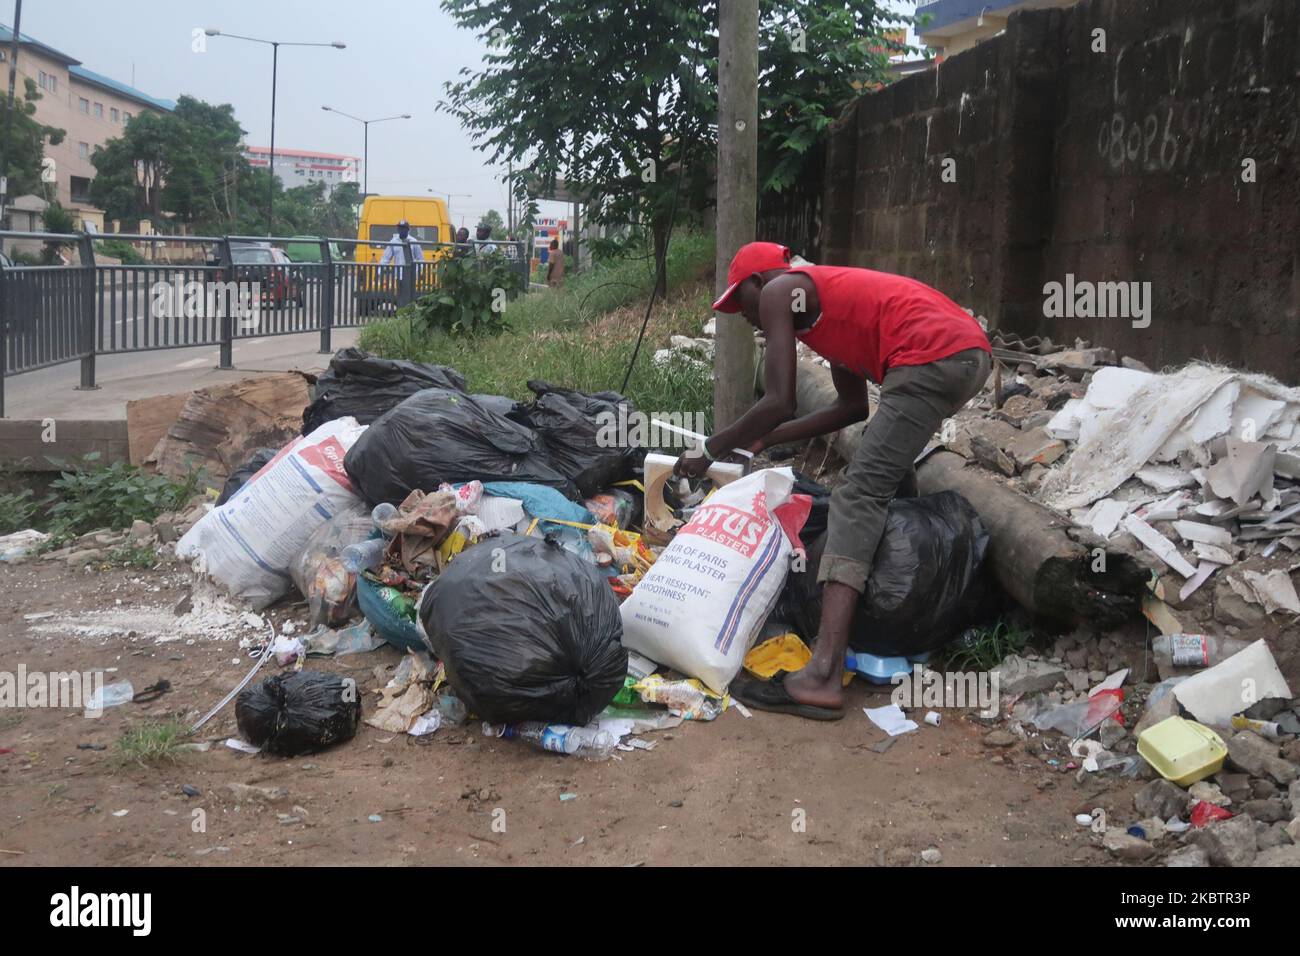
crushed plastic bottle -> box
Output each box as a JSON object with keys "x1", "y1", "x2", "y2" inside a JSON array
[{"x1": 482, "y1": 721, "x2": 619, "y2": 759}]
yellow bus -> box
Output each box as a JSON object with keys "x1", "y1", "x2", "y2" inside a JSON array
[{"x1": 354, "y1": 195, "x2": 453, "y2": 307}]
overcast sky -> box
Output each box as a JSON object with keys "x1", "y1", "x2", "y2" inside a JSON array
[{"x1": 20, "y1": 0, "x2": 919, "y2": 232}]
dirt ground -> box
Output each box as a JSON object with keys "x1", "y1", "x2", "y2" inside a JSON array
[{"x1": 0, "y1": 557, "x2": 1146, "y2": 867}]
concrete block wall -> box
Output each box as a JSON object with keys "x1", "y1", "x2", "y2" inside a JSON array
[{"x1": 821, "y1": 0, "x2": 1300, "y2": 382}]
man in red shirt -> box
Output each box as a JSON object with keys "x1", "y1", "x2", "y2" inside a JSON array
[{"x1": 675, "y1": 242, "x2": 991, "y2": 719}]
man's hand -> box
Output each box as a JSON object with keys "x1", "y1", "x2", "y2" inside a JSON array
[{"x1": 672, "y1": 445, "x2": 712, "y2": 480}]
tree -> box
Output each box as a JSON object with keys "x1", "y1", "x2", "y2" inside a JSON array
[
  {"x1": 479, "y1": 208, "x2": 504, "y2": 234},
  {"x1": 0, "y1": 77, "x2": 66, "y2": 204},
  {"x1": 440, "y1": 0, "x2": 904, "y2": 292},
  {"x1": 90, "y1": 95, "x2": 248, "y2": 230}
]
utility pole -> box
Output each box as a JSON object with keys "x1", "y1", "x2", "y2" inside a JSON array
[{"x1": 713, "y1": 0, "x2": 759, "y2": 430}]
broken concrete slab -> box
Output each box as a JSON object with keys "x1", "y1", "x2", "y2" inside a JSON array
[
  {"x1": 1006, "y1": 427, "x2": 1068, "y2": 470},
  {"x1": 1136, "y1": 465, "x2": 1198, "y2": 493},
  {"x1": 1191, "y1": 540, "x2": 1235, "y2": 565},
  {"x1": 1205, "y1": 437, "x2": 1277, "y2": 507},
  {"x1": 1124, "y1": 514, "x2": 1198, "y2": 578},
  {"x1": 1102, "y1": 830, "x2": 1155, "y2": 861},
  {"x1": 1174, "y1": 641, "x2": 1293, "y2": 728},
  {"x1": 970, "y1": 433, "x2": 1016, "y2": 477},
  {"x1": 991, "y1": 654, "x2": 1066, "y2": 696},
  {"x1": 1172, "y1": 520, "x2": 1234, "y2": 549},
  {"x1": 1164, "y1": 844, "x2": 1210, "y2": 867},
  {"x1": 1225, "y1": 731, "x2": 1299, "y2": 786},
  {"x1": 1228, "y1": 569, "x2": 1300, "y2": 615},
  {"x1": 1134, "y1": 778, "x2": 1188, "y2": 820},
  {"x1": 1191, "y1": 815, "x2": 1258, "y2": 867}
]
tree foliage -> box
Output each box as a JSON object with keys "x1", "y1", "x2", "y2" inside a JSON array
[
  {"x1": 439, "y1": 0, "x2": 906, "y2": 286},
  {"x1": 0, "y1": 77, "x2": 66, "y2": 201},
  {"x1": 89, "y1": 95, "x2": 361, "y2": 236}
]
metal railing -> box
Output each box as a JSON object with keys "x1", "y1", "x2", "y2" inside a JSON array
[{"x1": 0, "y1": 230, "x2": 530, "y2": 416}]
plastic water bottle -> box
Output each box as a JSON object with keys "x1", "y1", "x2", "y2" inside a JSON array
[
  {"x1": 341, "y1": 538, "x2": 387, "y2": 573},
  {"x1": 371, "y1": 502, "x2": 399, "y2": 532},
  {"x1": 482, "y1": 721, "x2": 618, "y2": 759}
]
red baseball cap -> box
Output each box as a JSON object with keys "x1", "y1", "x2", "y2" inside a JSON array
[{"x1": 712, "y1": 242, "x2": 792, "y2": 313}]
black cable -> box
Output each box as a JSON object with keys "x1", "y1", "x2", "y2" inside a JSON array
[{"x1": 618, "y1": 35, "x2": 702, "y2": 395}]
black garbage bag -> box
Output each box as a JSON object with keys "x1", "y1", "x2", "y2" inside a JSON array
[
  {"x1": 216, "y1": 447, "x2": 277, "y2": 505},
  {"x1": 471, "y1": 393, "x2": 520, "y2": 419},
  {"x1": 773, "y1": 491, "x2": 991, "y2": 656},
  {"x1": 343, "y1": 388, "x2": 579, "y2": 504},
  {"x1": 792, "y1": 472, "x2": 832, "y2": 542},
  {"x1": 302, "y1": 347, "x2": 467, "y2": 434},
  {"x1": 235, "y1": 671, "x2": 361, "y2": 756},
  {"x1": 510, "y1": 380, "x2": 639, "y2": 498},
  {"x1": 419, "y1": 533, "x2": 627, "y2": 725}
]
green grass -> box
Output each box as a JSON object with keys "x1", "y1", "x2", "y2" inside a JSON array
[
  {"x1": 940, "y1": 619, "x2": 1033, "y2": 672},
  {"x1": 357, "y1": 232, "x2": 717, "y2": 423},
  {"x1": 112, "y1": 720, "x2": 189, "y2": 769}
]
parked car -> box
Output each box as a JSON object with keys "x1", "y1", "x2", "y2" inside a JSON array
[{"x1": 207, "y1": 242, "x2": 304, "y2": 308}]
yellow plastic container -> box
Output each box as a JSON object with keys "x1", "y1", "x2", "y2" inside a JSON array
[
  {"x1": 1136, "y1": 716, "x2": 1227, "y2": 786},
  {"x1": 743, "y1": 632, "x2": 812, "y2": 679}
]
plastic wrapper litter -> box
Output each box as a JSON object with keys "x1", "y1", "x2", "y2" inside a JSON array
[
  {"x1": 775, "y1": 491, "x2": 992, "y2": 657},
  {"x1": 289, "y1": 504, "x2": 374, "y2": 628},
  {"x1": 302, "y1": 347, "x2": 467, "y2": 434},
  {"x1": 418, "y1": 533, "x2": 627, "y2": 725},
  {"x1": 343, "y1": 388, "x2": 578, "y2": 504},
  {"x1": 235, "y1": 671, "x2": 361, "y2": 756}
]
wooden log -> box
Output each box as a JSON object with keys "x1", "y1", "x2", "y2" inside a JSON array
[
  {"x1": 915, "y1": 451, "x2": 1147, "y2": 630},
  {"x1": 792, "y1": 357, "x2": 876, "y2": 463}
]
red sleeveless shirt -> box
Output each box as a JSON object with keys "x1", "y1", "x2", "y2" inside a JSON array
[{"x1": 787, "y1": 265, "x2": 990, "y2": 384}]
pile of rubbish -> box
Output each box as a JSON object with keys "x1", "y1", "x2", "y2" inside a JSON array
[
  {"x1": 158, "y1": 347, "x2": 997, "y2": 760},
  {"x1": 937, "y1": 335, "x2": 1300, "y2": 665},
  {"x1": 976, "y1": 635, "x2": 1299, "y2": 866}
]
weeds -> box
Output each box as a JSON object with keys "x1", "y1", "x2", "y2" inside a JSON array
[
  {"x1": 941, "y1": 619, "x2": 1033, "y2": 672},
  {"x1": 0, "y1": 488, "x2": 39, "y2": 534},
  {"x1": 112, "y1": 720, "x2": 189, "y2": 769},
  {"x1": 358, "y1": 232, "x2": 717, "y2": 422},
  {"x1": 42, "y1": 453, "x2": 201, "y2": 542}
]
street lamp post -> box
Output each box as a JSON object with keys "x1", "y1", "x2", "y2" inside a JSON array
[
  {"x1": 321, "y1": 107, "x2": 410, "y2": 196},
  {"x1": 205, "y1": 29, "x2": 345, "y2": 233}
]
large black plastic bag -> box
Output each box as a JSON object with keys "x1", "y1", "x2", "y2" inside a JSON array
[
  {"x1": 774, "y1": 491, "x2": 991, "y2": 656},
  {"x1": 302, "y1": 347, "x2": 467, "y2": 434},
  {"x1": 235, "y1": 671, "x2": 361, "y2": 756},
  {"x1": 216, "y1": 447, "x2": 277, "y2": 505},
  {"x1": 343, "y1": 388, "x2": 579, "y2": 504},
  {"x1": 511, "y1": 380, "x2": 639, "y2": 498},
  {"x1": 419, "y1": 534, "x2": 627, "y2": 725}
]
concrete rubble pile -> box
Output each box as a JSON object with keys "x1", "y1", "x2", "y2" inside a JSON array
[{"x1": 935, "y1": 333, "x2": 1300, "y2": 678}]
